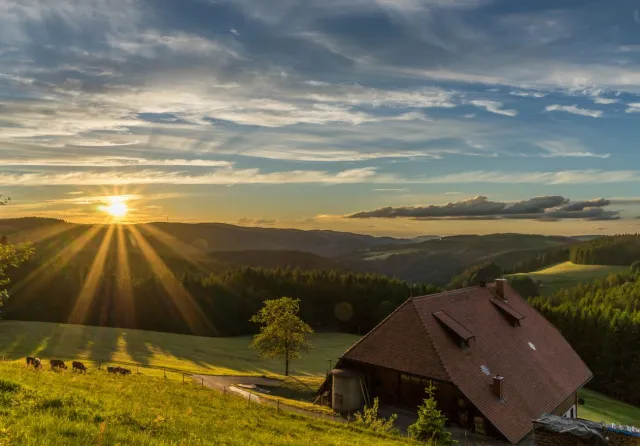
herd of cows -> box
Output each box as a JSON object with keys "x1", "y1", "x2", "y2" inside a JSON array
[{"x1": 25, "y1": 356, "x2": 132, "y2": 375}]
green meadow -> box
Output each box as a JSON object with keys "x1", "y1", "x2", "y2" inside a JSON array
[
  {"x1": 0, "y1": 361, "x2": 416, "y2": 445},
  {"x1": 509, "y1": 261, "x2": 627, "y2": 295}
]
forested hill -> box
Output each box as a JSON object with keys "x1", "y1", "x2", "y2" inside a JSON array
[
  {"x1": 0, "y1": 218, "x2": 412, "y2": 258},
  {"x1": 570, "y1": 234, "x2": 640, "y2": 265},
  {"x1": 531, "y1": 266, "x2": 640, "y2": 405}
]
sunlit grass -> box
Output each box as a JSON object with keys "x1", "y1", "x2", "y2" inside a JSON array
[
  {"x1": 0, "y1": 361, "x2": 414, "y2": 445},
  {"x1": 579, "y1": 389, "x2": 640, "y2": 427},
  {"x1": 0, "y1": 321, "x2": 358, "y2": 377}
]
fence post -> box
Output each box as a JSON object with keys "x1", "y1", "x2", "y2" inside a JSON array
[
  {"x1": 164, "y1": 368, "x2": 166, "y2": 379},
  {"x1": 248, "y1": 391, "x2": 251, "y2": 406},
  {"x1": 277, "y1": 399, "x2": 280, "y2": 414},
  {"x1": 201, "y1": 377, "x2": 204, "y2": 387},
  {"x1": 98, "y1": 361, "x2": 101, "y2": 370}
]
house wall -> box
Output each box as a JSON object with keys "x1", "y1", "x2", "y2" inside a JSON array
[{"x1": 552, "y1": 392, "x2": 578, "y2": 418}]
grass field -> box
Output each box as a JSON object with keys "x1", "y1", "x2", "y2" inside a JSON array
[
  {"x1": 0, "y1": 361, "x2": 416, "y2": 445},
  {"x1": 579, "y1": 389, "x2": 640, "y2": 427},
  {"x1": 0, "y1": 321, "x2": 637, "y2": 429},
  {"x1": 509, "y1": 261, "x2": 627, "y2": 295},
  {"x1": 0, "y1": 321, "x2": 359, "y2": 377}
]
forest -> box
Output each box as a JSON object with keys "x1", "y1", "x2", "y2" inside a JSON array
[
  {"x1": 530, "y1": 266, "x2": 640, "y2": 405},
  {"x1": 570, "y1": 234, "x2": 640, "y2": 265}
]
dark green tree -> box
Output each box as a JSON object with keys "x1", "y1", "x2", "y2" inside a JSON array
[{"x1": 408, "y1": 382, "x2": 456, "y2": 444}]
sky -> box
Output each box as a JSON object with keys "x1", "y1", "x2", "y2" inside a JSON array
[{"x1": 2, "y1": 0, "x2": 640, "y2": 236}]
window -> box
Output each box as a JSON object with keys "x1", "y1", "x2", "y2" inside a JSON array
[
  {"x1": 562, "y1": 405, "x2": 576, "y2": 419},
  {"x1": 433, "y1": 311, "x2": 475, "y2": 348}
]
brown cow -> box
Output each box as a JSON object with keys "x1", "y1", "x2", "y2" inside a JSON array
[
  {"x1": 72, "y1": 361, "x2": 87, "y2": 374},
  {"x1": 118, "y1": 367, "x2": 131, "y2": 375},
  {"x1": 107, "y1": 366, "x2": 120, "y2": 374},
  {"x1": 50, "y1": 359, "x2": 68, "y2": 370},
  {"x1": 26, "y1": 356, "x2": 36, "y2": 366}
]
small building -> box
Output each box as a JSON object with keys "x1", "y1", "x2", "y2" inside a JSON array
[{"x1": 317, "y1": 280, "x2": 593, "y2": 444}]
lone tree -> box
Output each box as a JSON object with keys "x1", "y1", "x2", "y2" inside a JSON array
[{"x1": 250, "y1": 297, "x2": 313, "y2": 376}]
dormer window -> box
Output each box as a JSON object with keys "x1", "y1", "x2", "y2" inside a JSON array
[
  {"x1": 433, "y1": 311, "x2": 475, "y2": 348},
  {"x1": 490, "y1": 298, "x2": 525, "y2": 327}
]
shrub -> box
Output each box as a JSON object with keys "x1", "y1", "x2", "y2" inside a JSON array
[
  {"x1": 408, "y1": 382, "x2": 456, "y2": 445},
  {"x1": 354, "y1": 397, "x2": 398, "y2": 434}
]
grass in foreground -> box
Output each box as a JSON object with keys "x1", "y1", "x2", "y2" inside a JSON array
[
  {"x1": 509, "y1": 261, "x2": 627, "y2": 295},
  {"x1": 0, "y1": 361, "x2": 415, "y2": 446},
  {"x1": 579, "y1": 389, "x2": 640, "y2": 427},
  {"x1": 0, "y1": 320, "x2": 359, "y2": 377}
]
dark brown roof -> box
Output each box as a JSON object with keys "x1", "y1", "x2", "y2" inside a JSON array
[
  {"x1": 342, "y1": 283, "x2": 593, "y2": 444},
  {"x1": 433, "y1": 311, "x2": 476, "y2": 343}
]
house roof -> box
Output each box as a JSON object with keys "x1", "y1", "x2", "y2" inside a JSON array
[{"x1": 341, "y1": 283, "x2": 593, "y2": 444}]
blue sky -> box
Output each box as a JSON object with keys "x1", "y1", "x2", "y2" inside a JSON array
[{"x1": 2, "y1": 0, "x2": 640, "y2": 236}]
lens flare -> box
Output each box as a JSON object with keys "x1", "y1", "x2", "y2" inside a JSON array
[{"x1": 101, "y1": 197, "x2": 129, "y2": 218}]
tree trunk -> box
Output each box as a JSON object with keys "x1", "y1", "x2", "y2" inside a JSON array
[{"x1": 285, "y1": 356, "x2": 289, "y2": 376}]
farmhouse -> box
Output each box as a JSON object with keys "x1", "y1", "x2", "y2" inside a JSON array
[{"x1": 317, "y1": 279, "x2": 593, "y2": 444}]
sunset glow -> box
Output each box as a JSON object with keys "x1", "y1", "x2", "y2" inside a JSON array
[{"x1": 101, "y1": 197, "x2": 129, "y2": 218}]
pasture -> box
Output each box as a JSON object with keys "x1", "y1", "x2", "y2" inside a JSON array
[
  {"x1": 509, "y1": 261, "x2": 627, "y2": 295},
  {"x1": 0, "y1": 321, "x2": 359, "y2": 377},
  {"x1": 0, "y1": 361, "x2": 415, "y2": 445},
  {"x1": 579, "y1": 389, "x2": 640, "y2": 427}
]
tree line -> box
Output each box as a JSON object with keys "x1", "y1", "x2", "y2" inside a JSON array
[
  {"x1": 530, "y1": 267, "x2": 640, "y2": 405},
  {"x1": 570, "y1": 234, "x2": 640, "y2": 265},
  {"x1": 5, "y1": 250, "x2": 440, "y2": 337}
]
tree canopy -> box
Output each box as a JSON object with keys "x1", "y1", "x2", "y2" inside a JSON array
[{"x1": 250, "y1": 297, "x2": 313, "y2": 376}]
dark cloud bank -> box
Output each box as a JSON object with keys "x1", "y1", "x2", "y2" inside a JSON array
[{"x1": 348, "y1": 196, "x2": 620, "y2": 221}]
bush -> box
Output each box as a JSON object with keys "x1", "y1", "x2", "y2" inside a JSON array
[
  {"x1": 354, "y1": 397, "x2": 398, "y2": 434},
  {"x1": 408, "y1": 382, "x2": 456, "y2": 445}
]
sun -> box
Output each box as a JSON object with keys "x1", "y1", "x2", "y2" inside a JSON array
[{"x1": 101, "y1": 197, "x2": 129, "y2": 218}]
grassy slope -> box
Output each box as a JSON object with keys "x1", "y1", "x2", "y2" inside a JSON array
[
  {"x1": 509, "y1": 261, "x2": 627, "y2": 295},
  {"x1": 0, "y1": 321, "x2": 637, "y2": 428},
  {"x1": 0, "y1": 321, "x2": 358, "y2": 377},
  {"x1": 579, "y1": 389, "x2": 640, "y2": 426},
  {"x1": 0, "y1": 362, "x2": 414, "y2": 446}
]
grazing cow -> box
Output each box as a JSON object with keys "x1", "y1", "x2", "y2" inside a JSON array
[
  {"x1": 107, "y1": 366, "x2": 120, "y2": 374},
  {"x1": 33, "y1": 358, "x2": 42, "y2": 369},
  {"x1": 72, "y1": 361, "x2": 87, "y2": 374},
  {"x1": 119, "y1": 367, "x2": 131, "y2": 375},
  {"x1": 50, "y1": 359, "x2": 68, "y2": 370},
  {"x1": 26, "y1": 356, "x2": 36, "y2": 366}
]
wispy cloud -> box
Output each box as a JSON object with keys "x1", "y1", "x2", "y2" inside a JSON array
[
  {"x1": 545, "y1": 104, "x2": 603, "y2": 118},
  {"x1": 626, "y1": 103, "x2": 640, "y2": 113},
  {"x1": 469, "y1": 100, "x2": 517, "y2": 117},
  {"x1": 593, "y1": 97, "x2": 618, "y2": 104},
  {"x1": 0, "y1": 157, "x2": 232, "y2": 167},
  {"x1": 510, "y1": 90, "x2": 545, "y2": 98},
  {"x1": 536, "y1": 140, "x2": 609, "y2": 159}
]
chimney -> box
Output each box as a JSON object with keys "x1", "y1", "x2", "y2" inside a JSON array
[
  {"x1": 493, "y1": 375, "x2": 504, "y2": 400},
  {"x1": 495, "y1": 278, "x2": 507, "y2": 300}
]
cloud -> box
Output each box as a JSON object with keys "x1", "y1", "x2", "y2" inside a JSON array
[
  {"x1": 545, "y1": 104, "x2": 603, "y2": 118},
  {"x1": 593, "y1": 97, "x2": 618, "y2": 104},
  {"x1": 347, "y1": 195, "x2": 620, "y2": 221},
  {"x1": 0, "y1": 157, "x2": 232, "y2": 167},
  {"x1": 469, "y1": 100, "x2": 517, "y2": 117},
  {"x1": 418, "y1": 170, "x2": 640, "y2": 185},
  {"x1": 536, "y1": 140, "x2": 609, "y2": 159},
  {"x1": 230, "y1": 28, "x2": 240, "y2": 37},
  {"x1": 626, "y1": 103, "x2": 640, "y2": 113},
  {"x1": 510, "y1": 90, "x2": 545, "y2": 98}
]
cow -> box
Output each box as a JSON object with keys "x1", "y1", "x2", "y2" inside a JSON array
[
  {"x1": 118, "y1": 367, "x2": 131, "y2": 375},
  {"x1": 72, "y1": 361, "x2": 87, "y2": 374},
  {"x1": 107, "y1": 366, "x2": 121, "y2": 374},
  {"x1": 50, "y1": 359, "x2": 68, "y2": 370},
  {"x1": 33, "y1": 358, "x2": 42, "y2": 369},
  {"x1": 26, "y1": 356, "x2": 36, "y2": 366}
]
